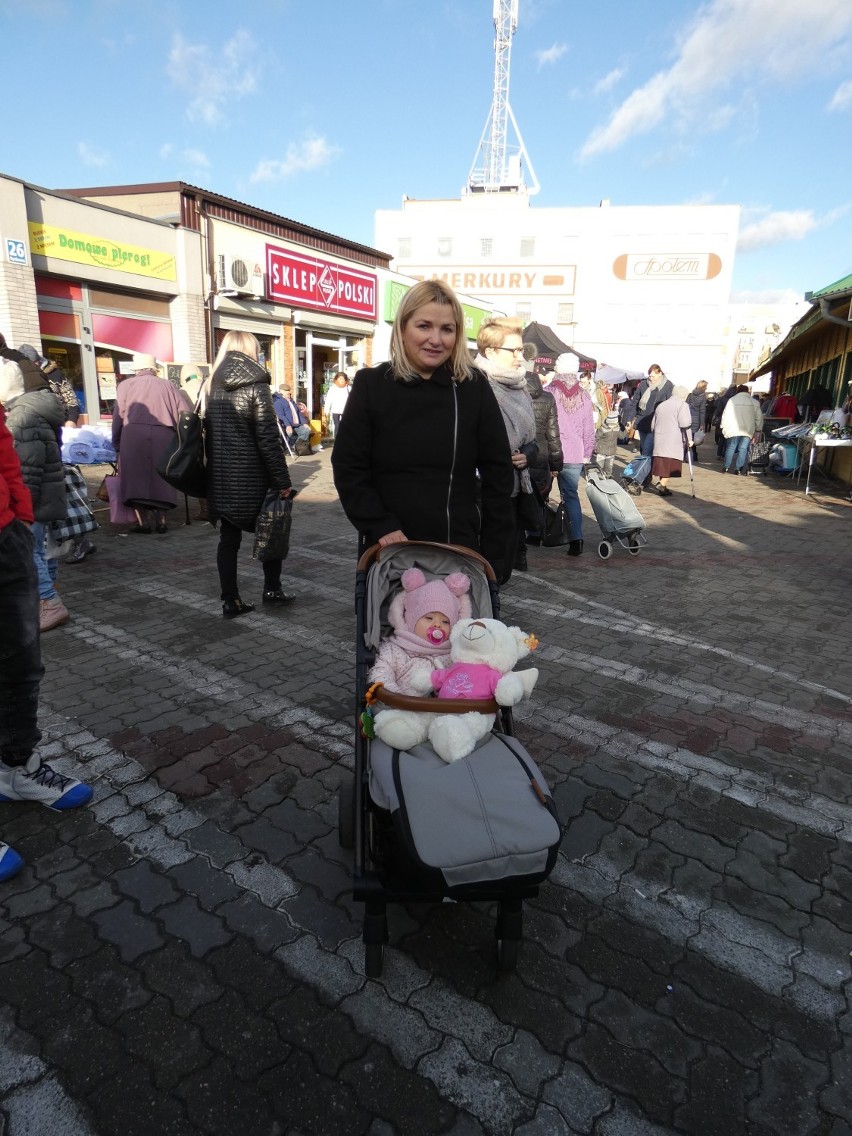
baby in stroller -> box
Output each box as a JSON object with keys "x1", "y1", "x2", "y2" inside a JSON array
[{"x1": 368, "y1": 567, "x2": 472, "y2": 752}]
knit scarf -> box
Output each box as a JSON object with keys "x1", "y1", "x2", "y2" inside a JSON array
[
  {"x1": 638, "y1": 373, "x2": 665, "y2": 412},
  {"x1": 475, "y1": 353, "x2": 536, "y2": 495},
  {"x1": 386, "y1": 627, "x2": 453, "y2": 660},
  {"x1": 549, "y1": 374, "x2": 584, "y2": 415}
]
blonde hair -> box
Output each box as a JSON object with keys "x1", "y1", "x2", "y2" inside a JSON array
[
  {"x1": 390, "y1": 280, "x2": 472, "y2": 382},
  {"x1": 212, "y1": 330, "x2": 260, "y2": 374},
  {"x1": 476, "y1": 317, "x2": 523, "y2": 355}
]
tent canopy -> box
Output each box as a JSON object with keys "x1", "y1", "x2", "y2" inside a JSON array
[
  {"x1": 594, "y1": 363, "x2": 646, "y2": 386},
  {"x1": 522, "y1": 322, "x2": 597, "y2": 371}
]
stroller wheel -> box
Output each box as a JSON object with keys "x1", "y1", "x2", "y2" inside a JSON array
[
  {"x1": 598, "y1": 541, "x2": 612, "y2": 560},
  {"x1": 497, "y1": 938, "x2": 520, "y2": 972},
  {"x1": 338, "y1": 774, "x2": 355, "y2": 849}
]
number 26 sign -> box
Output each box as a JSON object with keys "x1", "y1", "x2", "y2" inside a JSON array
[{"x1": 6, "y1": 238, "x2": 27, "y2": 266}]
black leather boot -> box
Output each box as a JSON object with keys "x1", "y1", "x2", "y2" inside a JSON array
[
  {"x1": 567, "y1": 540, "x2": 584, "y2": 557},
  {"x1": 222, "y1": 598, "x2": 255, "y2": 619},
  {"x1": 513, "y1": 538, "x2": 528, "y2": 572},
  {"x1": 262, "y1": 588, "x2": 296, "y2": 605}
]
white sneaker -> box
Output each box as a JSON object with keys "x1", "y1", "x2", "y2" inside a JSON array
[
  {"x1": 0, "y1": 841, "x2": 24, "y2": 882},
  {"x1": 0, "y1": 757, "x2": 93, "y2": 810},
  {"x1": 311, "y1": 445, "x2": 323, "y2": 453}
]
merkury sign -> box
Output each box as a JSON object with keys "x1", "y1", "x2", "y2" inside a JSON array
[
  {"x1": 408, "y1": 266, "x2": 576, "y2": 293},
  {"x1": 265, "y1": 245, "x2": 377, "y2": 319}
]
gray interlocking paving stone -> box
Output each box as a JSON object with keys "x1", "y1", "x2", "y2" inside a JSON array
[
  {"x1": 192, "y1": 989, "x2": 288, "y2": 1081},
  {"x1": 539, "y1": 1060, "x2": 613, "y2": 1134},
  {"x1": 268, "y1": 984, "x2": 370, "y2": 1076},
  {"x1": 655, "y1": 981, "x2": 768, "y2": 1070},
  {"x1": 257, "y1": 1049, "x2": 372, "y2": 1136},
  {"x1": 26, "y1": 903, "x2": 101, "y2": 968},
  {"x1": 340, "y1": 1041, "x2": 461, "y2": 1136},
  {"x1": 409, "y1": 980, "x2": 513, "y2": 1064},
  {"x1": 0, "y1": 1006, "x2": 44, "y2": 1093},
  {"x1": 746, "y1": 1038, "x2": 829, "y2": 1135},
  {"x1": 493, "y1": 1029, "x2": 563, "y2": 1098},
  {"x1": 568, "y1": 1022, "x2": 685, "y2": 1126},
  {"x1": 117, "y1": 996, "x2": 213, "y2": 1091},
  {"x1": 139, "y1": 941, "x2": 223, "y2": 1017},
  {"x1": 93, "y1": 1060, "x2": 191, "y2": 1136},
  {"x1": 1, "y1": 1074, "x2": 97, "y2": 1136},
  {"x1": 281, "y1": 885, "x2": 360, "y2": 949},
  {"x1": 478, "y1": 974, "x2": 585, "y2": 1055},
  {"x1": 590, "y1": 989, "x2": 703, "y2": 1078},
  {"x1": 217, "y1": 892, "x2": 301, "y2": 953},
  {"x1": 112, "y1": 860, "x2": 181, "y2": 913},
  {"x1": 65, "y1": 943, "x2": 153, "y2": 1024},
  {"x1": 340, "y1": 982, "x2": 440, "y2": 1067},
  {"x1": 91, "y1": 899, "x2": 165, "y2": 963},
  {"x1": 41, "y1": 1004, "x2": 128, "y2": 1097},
  {"x1": 156, "y1": 895, "x2": 234, "y2": 957},
  {"x1": 229, "y1": 814, "x2": 301, "y2": 862},
  {"x1": 0, "y1": 949, "x2": 76, "y2": 1031},
  {"x1": 183, "y1": 820, "x2": 250, "y2": 867},
  {"x1": 167, "y1": 854, "x2": 244, "y2": 909},
  {"x1": 515, "y1": 1102, "x2": 583, "y2": 1135},
  {"x1": 418, "y1": 1036, "x2": 533, "y2": 1136},
  {"x1": 206, "y1": 938, "x2": 296, "y2": 1013}
]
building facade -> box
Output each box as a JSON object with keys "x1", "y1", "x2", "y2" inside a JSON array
[{"x1": 375, "y1": 194, "x2": 741, "y2": 387}]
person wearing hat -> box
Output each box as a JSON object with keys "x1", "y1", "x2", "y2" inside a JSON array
[
  {"x1": 111, "y1": 354, "x2": 193, "y2": 534},
  {"x1": 17, "y1": 344, "x2": 79, "y2": 426},
  {"x1": 650, "y1": 384, "x2": 693, "y2": 495}
]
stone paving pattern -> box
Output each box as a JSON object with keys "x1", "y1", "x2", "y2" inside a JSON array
[{"x1": 1, "y1": 442, "x2": 851, "y2": 1136}]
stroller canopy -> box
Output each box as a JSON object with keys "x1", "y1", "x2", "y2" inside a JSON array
[{"x1": 522, "y1": 322, "x2": 597, "y2": 372}]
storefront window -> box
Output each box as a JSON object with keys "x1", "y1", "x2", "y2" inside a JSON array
[{"x1": 42, "y1": 340, "x2": 87, "y2": 420}]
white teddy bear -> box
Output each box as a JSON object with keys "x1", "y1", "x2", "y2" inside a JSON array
[{"x1": 413, "y1": 617, "x2": 539, "y2": 764}]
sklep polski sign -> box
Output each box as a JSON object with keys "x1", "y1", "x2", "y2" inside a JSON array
[{"x1": 265, "y1": 245, "x2": 377, "y2": 319}]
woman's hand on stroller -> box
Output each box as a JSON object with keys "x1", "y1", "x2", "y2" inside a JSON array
[{"x1": 378, "y1": 529, "x2": 407, "y2": 547}]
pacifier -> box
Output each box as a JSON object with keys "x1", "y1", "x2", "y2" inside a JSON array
[{"x1": 427, "y1": 627, "x2": 448, "y2": 644}]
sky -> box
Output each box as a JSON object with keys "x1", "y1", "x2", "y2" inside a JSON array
[{"x1": 1, "y1": 0, "x2": 851, "y2": 303}]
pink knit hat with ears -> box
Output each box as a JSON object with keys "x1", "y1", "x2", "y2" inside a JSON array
[{"x1": 391, "y1": 568, "x2": 471, "y2": 635}]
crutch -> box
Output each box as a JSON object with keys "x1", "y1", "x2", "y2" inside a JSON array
[{"x1": 683, "y1": 430, "x2": 696, "y2": 497}]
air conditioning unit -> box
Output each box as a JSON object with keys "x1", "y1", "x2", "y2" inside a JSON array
[{"x1": 217, "y1": 253, "x2": 263, "y2": 297}]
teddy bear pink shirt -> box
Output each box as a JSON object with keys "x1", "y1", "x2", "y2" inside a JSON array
[{"x1": 430, "y1": 662, "x2": 503, "y2": 700}]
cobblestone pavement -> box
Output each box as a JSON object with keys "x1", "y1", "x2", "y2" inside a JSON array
[{"x1": 2, "y1": 441, "x2": 851, "y2": 1136}]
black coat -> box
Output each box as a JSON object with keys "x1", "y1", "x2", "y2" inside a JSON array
[
  {"x1": 5, "y1": 389, "x2": 66, "y2": 522},
  {"x1": 525, "y1": 372, "x2": 563, "y2": 493},
  {"x1": 331, "y1": 361, "x2": 515, "y2": 576},
  {"x1": 205, "y1": 352, "x2": 291, "y2": 531}
]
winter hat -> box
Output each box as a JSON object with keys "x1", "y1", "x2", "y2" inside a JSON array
[
  {"x1": 0, "y1": 356, "x2": 25, "y2": 404},
  {"x1": 17, "y1": 344, "x2": 40, "y2": 362},
  {"x1": 401, "y1": 567, "x2": 471, "y2": 633},
  {"x1": 132, "y1": 353, "x2": 158, "y2": 372}
]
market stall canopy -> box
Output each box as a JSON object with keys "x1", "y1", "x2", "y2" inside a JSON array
[
  {"x1": 522, "y1": 322, "x2": 597, "y2": 372},
  {"x1": 595, "y1": 363, "x2": 647, "y2": 386}
]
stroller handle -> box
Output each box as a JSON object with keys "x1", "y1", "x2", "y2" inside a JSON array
[
  {"x1": 357, "y1": 539, "x2": 497, "y2": 579},
  {"x1": 367, "y1": 684, "x2": 499, "y2": 715}
]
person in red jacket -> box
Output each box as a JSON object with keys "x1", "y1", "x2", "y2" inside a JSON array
[{"x1": 0, "y1": 404, "x2": 93, "y2": 882}]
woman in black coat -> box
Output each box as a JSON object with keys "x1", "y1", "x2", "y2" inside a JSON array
[
  {"x1": 205, "y1": 331, "x2": 294, "y2": 619},
  {"x1": 331, "y1": 280, "x2": 515, "y2": 580}
]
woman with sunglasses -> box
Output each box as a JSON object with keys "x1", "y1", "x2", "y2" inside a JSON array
[{"x1": 474, "y1": 318, "x2": 538, "y2": 573}]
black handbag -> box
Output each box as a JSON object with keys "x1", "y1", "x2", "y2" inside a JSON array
[
  {"x1": 543, "y1": 498, "x2": 570, "y2": 547},
  {"x1": 253, "y1": 490, "x2": 293, "y2": 561},
  {"x1": 157, "y1": 400, "x2": 206, "y2": 498},
  {"x1": 517, "y1": 479, "x2": 546, "y2": 532}
]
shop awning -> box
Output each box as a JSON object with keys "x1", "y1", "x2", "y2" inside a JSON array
[{"x1": 522, "y1": 322, "x2": 597, "y2": 371}]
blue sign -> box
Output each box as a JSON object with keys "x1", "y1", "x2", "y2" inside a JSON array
[{"x1": 6, "y1": 238, "x2": 26, "y2": 265}]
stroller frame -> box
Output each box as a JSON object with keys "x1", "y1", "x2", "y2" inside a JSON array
[{"x1": 340, "y1": 541, "x2": 541, "y2": 977}]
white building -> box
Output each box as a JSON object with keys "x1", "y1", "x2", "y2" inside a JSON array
[{"x1": 375, "y1": 193, "x2": 740, "y2": 388}]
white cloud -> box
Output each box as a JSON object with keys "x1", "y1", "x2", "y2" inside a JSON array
[
  {"x1": 168, "y1": 29, "x2": 259, "y2": 126},
  {"x1": 250, "y1": 135, "x2": 341, "y2": 183},
  {"x1": 593, "y1": 68, "x2": 624, "y2": 96},
  {"x1": 580, "y1": 0, "x2": 852, "y2": 160},
  {"x1": 737, "y1": 208, "x2": 828, "y2": 251},
  {"x1": 160, "y1": 143, "x2": 174, "y2": 159},
  {"x1": 182, "y1": 149, "x2": 210, "y2": 169},
  {"x1": 77, "y1": 141, "x2": 109, "y2": 168},
  {"x1": 828, "y1": 78, "x2": 852, "y2": 110},
  {"x1": 535, "y1": 42, "x2": 568, "y2": 69}
]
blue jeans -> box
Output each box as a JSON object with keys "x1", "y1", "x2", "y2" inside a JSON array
[
  {"x1": 638, "y1": 430, "x2": 654, "y2": 457},
  {"x1": 724, "y1": 436, "x2": 750, "y2": 472},
  {"x1": 0, "y1": 521, "x2": 43, "y2": 765},
  {"x1": 31, "y1": 521, "x2": 58, "y2": 600},
  {"x1": 557, "y1": 464, "x2": 584, "y2": 541}
]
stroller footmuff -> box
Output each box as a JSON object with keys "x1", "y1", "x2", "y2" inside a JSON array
[{"x1": 342, "y1": 541, "x2": 562, "y2": 977}]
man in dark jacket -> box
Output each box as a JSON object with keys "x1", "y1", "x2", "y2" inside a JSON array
[
  {"x1": 0, "y1": 404, "x2": 93, "y2": 883},
  {"x1": 626, "y1": 364, "x2": 673, "y2": 457},
  {"x1": 272, "y1": 384, "x2": 311, "y2": 454}
]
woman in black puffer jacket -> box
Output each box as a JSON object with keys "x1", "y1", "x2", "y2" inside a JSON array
[
  {"x1": 524, "y1": 368, "x2": 563, "y2": 496},
  {"x1": 204, "y1": 332, "x2": 294, "y2": 619}
]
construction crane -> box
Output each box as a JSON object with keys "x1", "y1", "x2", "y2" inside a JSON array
[{"x1": 466, "y1": 0, "x2": 539, "y2": 195}]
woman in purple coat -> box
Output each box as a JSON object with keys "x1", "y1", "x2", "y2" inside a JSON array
[
  {"x1": 112, "y1": 354, "x2": 192, "y2": 533},
  {"x1": 651, "y1": 384, "x2": 693, "y2": 496}
]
